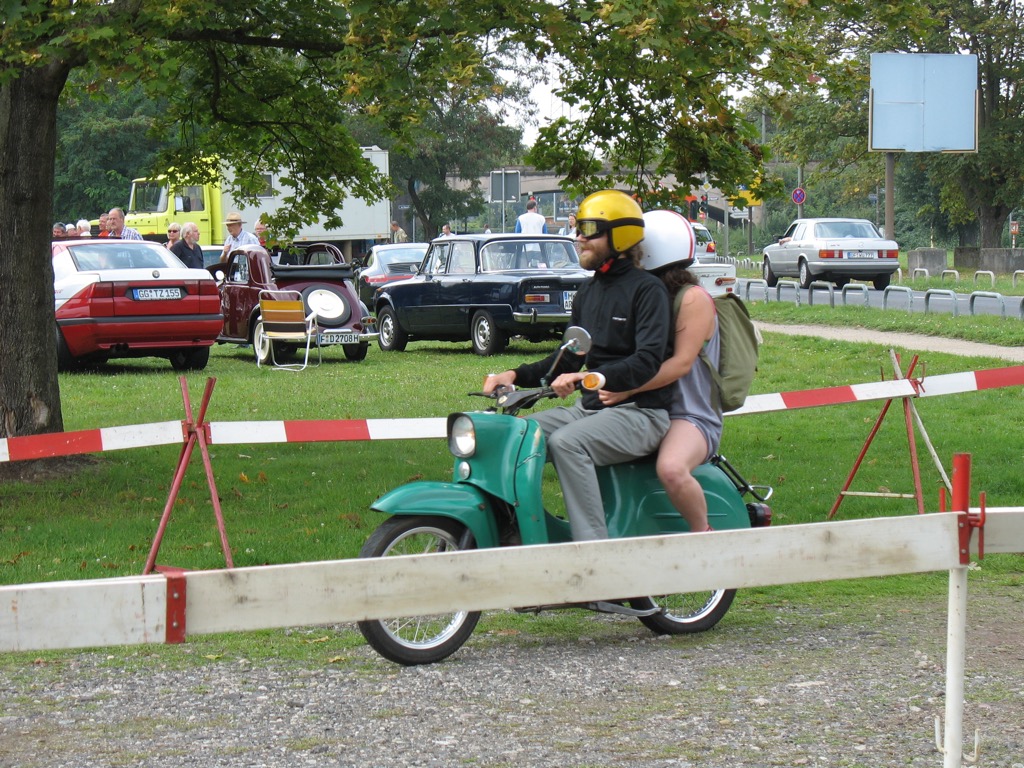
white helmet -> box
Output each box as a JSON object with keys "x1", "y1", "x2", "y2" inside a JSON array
[{"x1": 639, "y1": 210, "x2": 696, "y2": 272}]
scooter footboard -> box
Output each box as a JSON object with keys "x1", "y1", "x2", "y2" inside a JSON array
[{"x1": 370, "y1": 481, "x2": 501, "y2": 548}]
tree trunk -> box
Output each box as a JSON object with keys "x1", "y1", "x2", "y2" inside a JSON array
[
  {"x1": 978, "y1": 203, "x2": 1010, "y2": 248},
  {"x1": 0, "y1": 64, "x2": 70, "y2": 439}
]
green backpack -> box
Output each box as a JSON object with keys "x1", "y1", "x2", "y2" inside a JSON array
[{"x1": 676, "y1": 287, "x2": 760, "y2": 412}]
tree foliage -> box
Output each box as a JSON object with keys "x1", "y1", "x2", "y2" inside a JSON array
[
  {"x1": 390, "y1": 93, "x2": 525, "y2": 238},
  {"x1": 0, "y1": 0, "x2": 970, "y2": 441},
  {"x1": 55, "y1": 75, "x2": 172, "y2": 223}
]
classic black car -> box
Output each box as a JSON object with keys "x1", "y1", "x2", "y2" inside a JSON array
[{"x1": 372, "y1": 234, "x2": 590, "y2": 355}]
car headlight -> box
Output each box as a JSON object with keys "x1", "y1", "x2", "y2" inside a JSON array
[{"x1": 448, "y1": 414, "x2": 476, "y2": 458}]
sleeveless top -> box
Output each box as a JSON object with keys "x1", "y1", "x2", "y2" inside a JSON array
[{"x1": 668, "y1": 287, "x2": 723, "y2": 458}]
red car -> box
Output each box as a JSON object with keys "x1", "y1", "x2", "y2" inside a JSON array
[{"x1": 52, "y1": 239, "x2": 222, "y2": 371}]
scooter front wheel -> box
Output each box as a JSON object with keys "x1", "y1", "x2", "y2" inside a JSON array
[
  {"x1": 629, "y1": 589, "x2": 737, "y2": 634},
  {"x1": 357, "y1": 516, "x2": 481, "y2": 665}
]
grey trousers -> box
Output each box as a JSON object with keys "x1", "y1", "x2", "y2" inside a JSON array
[{"x1": 528, "y1": 402, "x2": 670, "y2": 541}]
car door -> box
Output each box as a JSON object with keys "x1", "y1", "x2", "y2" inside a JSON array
[
  {"x1": 434, "y1": 241, "x2": 479, "y2": 333},
  {"x1": 400, "y1": 241, "x2": 449, "y2": 333},
  {"x1": 218, "y1": 251, "x2": 256, "y2": 340},
  {"x1": 773, "y1": 222, "x2": 804, "y2": 276}
]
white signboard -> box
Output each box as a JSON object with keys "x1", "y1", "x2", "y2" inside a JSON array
[{"x1": 869, "y1": 53, "x2": 978, "y2": 153}]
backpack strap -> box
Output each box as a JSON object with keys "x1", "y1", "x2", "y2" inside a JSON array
[{"x1": 673, "y1": 284, "x2": 724, "y2": 411}]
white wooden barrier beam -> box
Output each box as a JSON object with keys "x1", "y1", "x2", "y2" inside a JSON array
[{"x1": 1, "y1": 513, "x2": 987, "y2": 653}]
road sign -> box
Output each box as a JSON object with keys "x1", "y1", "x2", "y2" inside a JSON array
[
  {"x1": 489, "y1": 170, "x2": 520, "y2": 203},
  {"x1": 1011, "y1": 220, "x2": 1019, "y2": 236},
  {"x1": 792, "y1": 187, "x2": 806, "y2": 206}
]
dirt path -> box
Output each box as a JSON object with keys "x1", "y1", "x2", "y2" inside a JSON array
[{"x1": 756, "y1": 322, "x2": 1024, "y2": 362}]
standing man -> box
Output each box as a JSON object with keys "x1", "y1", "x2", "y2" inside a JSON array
[
  {"x1": 484, "y1": 190, "x2": 672, "y2": 541},
  {"x1": 171, "y1": 222, "x2": 206, "y2": 269},
  {"x1": 106, "y1": 208, "x2": 143, "y2": 240},
  {"x1": 220, "y1": 212, "x2": 260, "y2": 260},
  {"x1": 390, "y1": 221, "x2": 409, "y2": 243},
  {"x1": 97, "y1": 212, "x2": 110, "y2": 237},
  {"x1": 514, "y1": 199, "x2": 548, "y2": 234}
]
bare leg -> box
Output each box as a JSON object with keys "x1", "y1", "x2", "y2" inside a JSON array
[{"x1": 656, "y1": 419, "x2": 710, "y2": 532}]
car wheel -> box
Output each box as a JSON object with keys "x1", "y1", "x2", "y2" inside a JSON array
[
  {"x1": 762, "y1": 257, "x2": 778, "y2": 287},
  {"x1": 798, "y1": 259, "x2": 813, "y2": 289},
  {"x1": 377, "y1": 306, "x2": 408, "y2": 352},
  {"x1": 253, "y1": 319, "x2": 274, "y2": 365},
  {"x1": 55, "y1": 327, "x2": 79, "y2": 372},
  {"x1": 300, "y1": 284, "x2": 352, "y2": 328},
  {"x1": 471, "y1": 310, "x2": 507, "y2": 356},
  {"x1": 343, "y1": 342, "x2": 369, "y2": 361},
  {"x1": 873, "y1": 273, "x2": 892, "y2": 290},
  {"x1": 169, "y1": 347, "x2": 210, "y2": 371}
]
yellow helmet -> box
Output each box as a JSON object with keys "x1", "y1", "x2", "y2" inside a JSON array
[{"x1": 576, "y1": 190, "x2": 645, "y2": 254}]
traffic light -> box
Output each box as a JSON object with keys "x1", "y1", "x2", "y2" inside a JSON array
[
  {"x1": 699, "y1": 195, "x2": 709, "y2": 214},
  {"x1": 688, "y1": 198, "x2": 699, "y2": 220}
]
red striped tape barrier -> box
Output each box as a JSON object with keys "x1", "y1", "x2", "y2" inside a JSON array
[{"x1": 4, "y1": 366, "x2": 1024, "y2": 463}]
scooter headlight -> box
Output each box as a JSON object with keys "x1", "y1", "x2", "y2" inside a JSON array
[{"x1": 448, "y1": 414, "x2": 476, "y2": 458}]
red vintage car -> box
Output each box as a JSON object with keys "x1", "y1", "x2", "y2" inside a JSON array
[
  {"x1": 211, "y1": 243, "x2": 377, "y2": 363},
  {"x1": 52, "y1": 238, "x2": 222, "y2": 371}
]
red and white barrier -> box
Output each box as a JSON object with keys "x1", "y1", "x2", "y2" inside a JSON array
[{"x1": 4, "y1": 364, "x2": 1024, "y2": 463}]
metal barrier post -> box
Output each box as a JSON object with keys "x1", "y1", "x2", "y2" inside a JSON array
[
  {"x1": 924, "y1": 289, "x2": 959, "y2": 317},
  {"x1": 806, "y1": 281, "x2": 835, "y2": 308}
]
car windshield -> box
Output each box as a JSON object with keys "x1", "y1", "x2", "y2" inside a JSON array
[
  {"x1": 379, "y1": 247, "x2": 427, "y2": 267},
  {"x1": 68, "y1": 242, "x2": 185, "y2": 271},
  {"x1": 814, "y1": 221, "x2": 880, "y2": 239},
  {"x1": 480, "y1": 241, "x2": 580, "y2": 271}
]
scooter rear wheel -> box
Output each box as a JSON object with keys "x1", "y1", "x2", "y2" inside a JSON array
[
  {"x1": 629, "y1": 589, "x2": 736, "y2": 634},
  {"x1": 357, "y1": 516, "x2": 481, "y2": 665}
]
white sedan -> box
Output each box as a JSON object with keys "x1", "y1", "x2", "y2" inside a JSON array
[{"x1": 761, "y1": 218, "x2": 900, "y2": 290}]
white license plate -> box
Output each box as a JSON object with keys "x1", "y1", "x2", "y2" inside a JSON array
[
  {"x1": 320, "y1": 332, "x2": 359, "y2": 345},
  {"x1": 844, "y1": 250, "x2": 877, "y2": 259},
  {"x1": 134, "y1": 287, "x2": 182, "y2": 300},
  {"x1": 563, "y1": 290, "x2": 576, "y2": 311}
]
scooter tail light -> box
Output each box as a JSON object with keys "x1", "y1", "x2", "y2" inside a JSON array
[
  {"x1": 448, "y1": 413, "x2": 476, "y2": 458},
  {"x1": 747, "y1": 502, "x2": 772, "y2": 528}
]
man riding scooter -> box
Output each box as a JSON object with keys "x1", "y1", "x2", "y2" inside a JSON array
[{"x1": 483, "y1": 190, "x2": 673, "y2": 541}]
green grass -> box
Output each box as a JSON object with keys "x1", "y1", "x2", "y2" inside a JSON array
[{"x1": 1, "y1": 315, "x2": 1022, "y2": 660}]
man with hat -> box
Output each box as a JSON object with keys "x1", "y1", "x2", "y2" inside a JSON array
[{"x1": 219, "y1": 212, "x2": 261, "y2": 261}]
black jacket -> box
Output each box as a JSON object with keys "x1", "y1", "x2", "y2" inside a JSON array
[{"x1": 513, "y1": 257, "x2": 672, "y2": 411}]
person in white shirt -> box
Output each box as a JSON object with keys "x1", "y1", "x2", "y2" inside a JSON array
[
  {"x1": 514, "y1": 199, "x2": 548, "y2": 234},
  {"x1": 558, "y1": 213, "x2": 578, "y2": 238},
  {"x1": 220, "y1": 212, "x2": 260, "y2": 260}
]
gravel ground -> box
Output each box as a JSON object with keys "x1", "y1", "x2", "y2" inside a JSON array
[
  {"x1": 3, "y1": 325, "x2": 1022, "y2": 767},
  {"x1": 2, "y1": 589, "x2": 1022, "y2": 768}
]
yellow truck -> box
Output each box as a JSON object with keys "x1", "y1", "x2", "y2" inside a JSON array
[{"x1": 124, "y1": 147, "x2": 391, "y2": 260}]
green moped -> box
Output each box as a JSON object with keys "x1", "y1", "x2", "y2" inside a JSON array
[{"x1": 358, "y1": 327, "x2": 773, "y2": 665}]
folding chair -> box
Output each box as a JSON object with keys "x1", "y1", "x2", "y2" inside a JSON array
[{"x1": 255, "y1": 289, "x2": 322, "y2": 371}]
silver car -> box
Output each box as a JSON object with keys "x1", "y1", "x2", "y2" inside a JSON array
[{"x1": 761, "y1": 218, "x2": 900, "y2": 289}]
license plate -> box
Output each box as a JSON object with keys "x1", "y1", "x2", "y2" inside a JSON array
[
  {"x1": 844, "y1": 250, "x2": 877, "y2": 259},
  {"x1": 320, "y1": 332, "x2": 359, "y2": 345},
  {"x1": 133, "y1": 287, "x2": 183, "y2": 300},
  {"x1": 563, "y1": 290, "x2": 576, "y2": 311}
]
